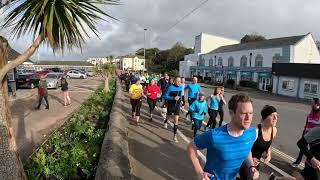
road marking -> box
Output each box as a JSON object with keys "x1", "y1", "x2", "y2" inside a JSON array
[{"x1": 271, "y1": 147, "x2": 304, "y2": 169}]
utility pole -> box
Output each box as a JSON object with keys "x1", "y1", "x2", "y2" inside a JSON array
[{"x1": 143, "y1": 28, "x2": 147, "y2": 72}]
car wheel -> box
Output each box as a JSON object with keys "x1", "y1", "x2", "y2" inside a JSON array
[
  {"x1": 30, "y1": 83, "x2": 35, "y2": 89},
  {"x1": 80, "y1": 76, "x2": 84, "y2": 79}
]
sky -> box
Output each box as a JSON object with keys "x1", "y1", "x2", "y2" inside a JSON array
[{"x1": 1, "y1": 0, "x2": 320, "y2": 61}]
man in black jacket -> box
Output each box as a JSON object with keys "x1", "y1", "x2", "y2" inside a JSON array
[{"x1": 157, "y1": 73, "x2": 170, "y2": 102}]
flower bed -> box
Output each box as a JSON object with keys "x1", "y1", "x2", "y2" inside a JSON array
[{"x1": 24, "y1": 80, "x2": 115, "y2": 179}]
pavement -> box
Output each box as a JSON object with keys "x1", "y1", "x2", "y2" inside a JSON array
[
  {"x1": 9, "y1": 77, "x2": 103, "y2": 160},
  {"x1": 121, "y1": 84, "x2": 281, "y2": 180}
]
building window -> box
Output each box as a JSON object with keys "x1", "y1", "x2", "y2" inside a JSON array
[
  {"x1": 255, "y1": 54, "x2": 263, "y2": 67},
  {"x1": 217, "y1": 57, "x2": 223, "y2": 66},
  {"x1": 228, "y1": 56, "x2": 234, "y2": 67},
  {"x1": 282, "y1": 80, "x2": 295, "y2": 90},
  {"x1": 209, "y1": 58, "x2": 214, "y2": 67},
  {"x1": 304, "y1": 82, "x2": 318, "y2": 94},
  {"x1": 199, "y1": 58, "x2": 205, "y2": 66},
  {"x1": 272, "y1": 53, "x2": 281, "y2": 63},
  {"x1": 240, "y1": 56, "x2": 247, "y2": 67}
]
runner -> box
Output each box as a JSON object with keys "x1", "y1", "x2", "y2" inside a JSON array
[
  {"x1": 269, "y1": 126, "x2": 320, "y2": 180},
  {"x1": 218, "y1": 86, "x2": 226, "y2": 127},
  {"x1": 292, "y1": 98, "x2": 320, "y2": 168},
  {"x1": 189, "y1": 92, "x2": 207, "y2": 137},
  {"x1": 206, "y1": 86, "x2": 226, "y2": 129},
  {"x1": 129, "y1": 78, "x2": 143, "y2": 125},
  {"x1": 163, "y1": 76, "x2": 183, "y2": 143},
  {"x1": 157, "y1": 73, "x2": 170, "y2": 103},
  {"x1": 185, "y1": 77, "x2": 202, "y2": 122},
  {"x1": 239, "y1": 105, "x2": 278, "y2": 179},
  {"x1": 187, "y1": 93, "x2": 259, "y2": 180},
  {"x1": 144, "y1": 79, "x2": 161, "y2": 122}
]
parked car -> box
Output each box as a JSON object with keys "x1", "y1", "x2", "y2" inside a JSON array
[
  {"x1": 46, "y1": 72, "x2": 62, "y2": 89},
  {"x1": 66, "y1": 70, "x2": 87, "y2": 79},
  {"x1": 87, "y1": 70, "x2": 94, "y2": 77},
  {"x1": 36, "y1": 70, "x2": 53, "y2": 78},
  {"x1": 16, "y1": 73, "x2": 40, "y2": 89}
]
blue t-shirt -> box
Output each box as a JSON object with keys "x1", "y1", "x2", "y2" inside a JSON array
[
  {"x1": 194, "y1": 125, "x2": 256, "y2": 180},
  {"x1": 210, "y1": 96, "x2": 221, "y2": 110},
  {"x1": 163, "y1": 84, "x2": 183, "y2": 102},
  {"x1": 189, "y1": 100, "x2": 207, "y2": 120},
  {"x1": 185, "y1": 83, "x2": 202, "y2": 99}
]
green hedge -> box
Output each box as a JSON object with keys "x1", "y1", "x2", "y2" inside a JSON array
[
  {"x1": 239, "y1": 80, "x2": 258, "y2": 89},
  {"x1": 24, "y1": 80, "x2": 116, "y2": 179}
]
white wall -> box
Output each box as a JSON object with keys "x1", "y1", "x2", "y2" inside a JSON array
[
  {"x1": 132, "y1": 57, "x2": 145, "y2": 71},
  {"x1": 293, "y1": 34, "x2": 320, "y2": 64},
  {"x1": 202, "y1": 47, "x2": 283, "y2": 68},
  {"x1": 298, "y1": 78, "x2": 320, "y2": 99},
  {"x1": 198, "y1": 33, "x2": 239, "y2": 54},
  {"x1": 276, "y1": 76, "x2": 299, "y2": 97},
  {"x1": 179, "y1": 60, "x2": 197, "y2": 78},
  {"x1": 272, "y1": 76, "x2": 278, "y2": 94}
]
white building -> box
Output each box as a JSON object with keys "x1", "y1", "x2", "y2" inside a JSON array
[
  {"x1": 180, "y1": 33, "x2": 320, "y2": 91},
  {"x1": 118, "y1": 54, "x2": 146, "y2": 71},
  {"x1": 179, "y1": 33, "x2": 239, "y2": 78},
  {"x1": 86, "y1": 57, "x2": 119, "y2": 66},
  {"x1": 272, "y1": 63, "x2": 320, "y2": 99}
]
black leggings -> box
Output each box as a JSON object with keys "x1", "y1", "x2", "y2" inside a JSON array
[
  {"x1": 207, "y1": 109, "x2": 218, "y2": 128},
  {"x1": 218, "y1": 108, "x2": 224, "y2": 127},
  {"x1": 147, "y1": 98, "x2": 157, "y2": 113},
  {"x1": 130, "y1": 99, "x2": 142, "y2": 116}
]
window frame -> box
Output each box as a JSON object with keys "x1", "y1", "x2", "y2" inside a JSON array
[
  {"x1": 281, "y1": 79, "x2": 295, "y2": 91},
  {"x1": 303, "y1": 81, "x2": 318, "y2": 94}
]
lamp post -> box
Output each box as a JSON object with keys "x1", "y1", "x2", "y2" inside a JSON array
[{"x1": 143, "y1": 28, "x2": 147, "y2": 72}]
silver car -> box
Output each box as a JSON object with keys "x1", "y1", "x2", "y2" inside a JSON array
[
  {"x1": 46, "y1": 73, "x2": 62, "y2": 89},
  {"x1": 66, "y1": 70, "x2": 87, "y2": 79}
]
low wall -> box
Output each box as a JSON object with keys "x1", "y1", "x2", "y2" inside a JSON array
[{"x1": 95, "y1": 79, "x2": 131, "y2": 179}]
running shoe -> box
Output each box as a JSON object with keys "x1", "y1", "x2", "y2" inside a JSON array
[
  {"x1": 164, "y1": 123, "x2": 168, "y2": 129},
  {"x1": 291, "y1": 162, "x2": 299, "y2": 168},
  {"x1": 173, "y1": 135, "x2": 178, "y2": 143}
]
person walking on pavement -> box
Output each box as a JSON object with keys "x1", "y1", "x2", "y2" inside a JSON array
[
  {"x1": 185, "y1": 77, "x2": 202, "y2": 122},
  {"x1": 189, "y1": 93, "x2": 207, "y2": 137},
  {"x1": 187, "y1": 93, "x2": 259, "y2": 180},
  {"x1": 292, "y1": 98, "x2": 320, "y2": 168},
  {"x1": 269, "y1": 126, "x2": 320, "y2": 180},
  {"x1": 61, "y1": 76, "x2": 71, "y2": 106},
  {"x1": 129, "y1": 78, "x2": 143, "y2": 125},
  {"x1": 35, "y1": 75, "x2": 49, "y2": 110},
  {"x1": 163, "y1": 76, "x2": 183, "y2": 143},
  {"x1": 239, "y1": 105, "x2": 278, "y2": 179},
  {"x1": 157, "y1": 73, "x2": 170, "y2": 103},
  {"x1": 144, "y1": 79, "x2": 161, "y2": 122},
  {"x1": 218, "y1": 86, "x2": 226, "y2": 127}
]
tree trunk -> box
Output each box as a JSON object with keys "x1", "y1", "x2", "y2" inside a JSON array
[
  {"x1": 104, "y1": 78, "x2": 109, "y2": 92},
  {"x1": 0, "y1": 37, "x2": 26, "y2": 179}
]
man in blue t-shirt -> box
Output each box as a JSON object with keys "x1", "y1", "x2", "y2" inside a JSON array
[
  {"x1": 163, "y1": 76, "x2": 183, "y2": 143},
  {"x1": 187, "y1": 93, "x2": 259, "y2": 180},
  {"x1": 185, "y1": 77, "x2": 202, "y2": 122}
]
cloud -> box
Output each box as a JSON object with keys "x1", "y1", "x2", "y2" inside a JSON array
[{"x1": 1, "y1": 0, "x2": 320, "y2": 61}]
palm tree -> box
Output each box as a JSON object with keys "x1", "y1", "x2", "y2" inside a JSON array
[
  {"x1": 95, "y1": 62, "x2": 116, "y2": 92},
  {"x1": 0, "y1": 0, "x2": 119, "y2": 178}
]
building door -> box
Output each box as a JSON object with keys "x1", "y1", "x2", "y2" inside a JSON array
[{"x1": 259, "y1": 77, "x2": 271, "y2": 91}]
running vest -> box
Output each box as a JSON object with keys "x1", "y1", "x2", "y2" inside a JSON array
[
  {"x1": 305, "y1": 110, "x2": 320, "y2": 133},
  {"x1": 251, "y1": 124, "x2": 273, "y2": 159}
]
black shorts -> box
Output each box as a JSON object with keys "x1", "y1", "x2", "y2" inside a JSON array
[
  {"x1": 167, "y1": 101, "x2": 180, "y2": 115},
  {"x1": 301, "y1": 163, "x2": 319, "y2": 180}
]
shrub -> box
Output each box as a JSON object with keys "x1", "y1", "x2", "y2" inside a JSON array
[
  {"x1": 24, "y1": 80, "x2": 116, "y2": 179},
  {"x1": 239, "y1": 80, "x2": 258, "y2": 89}
]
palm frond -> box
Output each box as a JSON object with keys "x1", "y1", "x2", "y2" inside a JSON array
[{"x1": 1, "y1": 0, "x2": 120, "y2": 51}]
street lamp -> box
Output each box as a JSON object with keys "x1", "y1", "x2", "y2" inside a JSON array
[{"x1": 144, "y1": 28, "x2": 147, "y2": 72}]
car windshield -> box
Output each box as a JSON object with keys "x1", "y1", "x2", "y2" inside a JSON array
[{"x1": 47, "y1": 74, "x2": 57, "y2": 79}]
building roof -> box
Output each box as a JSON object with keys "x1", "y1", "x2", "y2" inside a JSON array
[
  {"x1": 122, "y1": 54, "x2": 144, "y2": 59},
  {"x1": 208, "y1": 34, "x2": 307, "y2": 54},
  {"x1": 35, "y1": 61, "x2": 94, "y2": 66},
  {"x1": 8, "y1": 46, "x2": 33, "y2": 63},
  {"x1": 272, "y1": 63, "x2": 320, "y2": 79}
]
